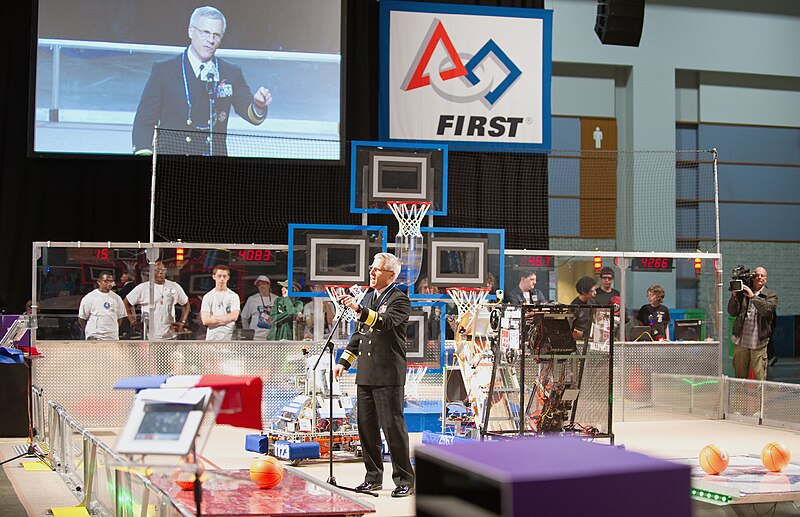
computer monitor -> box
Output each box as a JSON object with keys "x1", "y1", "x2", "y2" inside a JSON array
[
  {"x1": 673, "y1": 319, "x2": 703, "y2": 341},
  {"x1": 540, "y1": 318, "x2": 577, "y2": 355}
]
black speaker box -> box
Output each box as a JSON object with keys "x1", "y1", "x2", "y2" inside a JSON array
[
  {"x1": 0, "y1": 364, "x2": 29, "y2": 437},
  {"x1": 595, "y1": 0, "x2": 645, "y2": 47}
]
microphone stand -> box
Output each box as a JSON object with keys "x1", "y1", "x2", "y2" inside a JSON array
[
  {"x1": 206, "y1": 74, "x2": 216, "y2": 156},
  {"x1": 311, "y1": 300, "x2": 379, "y2": 498}
]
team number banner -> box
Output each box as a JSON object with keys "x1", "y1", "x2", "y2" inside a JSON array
[{"x1": 379, "y1": 1, "x2": 552, "y2": 150}]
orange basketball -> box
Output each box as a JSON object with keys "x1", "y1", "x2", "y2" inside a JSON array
[
  {"x1": 174, "y1": 475, "x2": 200, "y2": 491},
  {"x1": 250, "y1": 456, "x2": 284, "y2": 489},
  {"x1": 699, "y1": 444, "x2": 729, "y2": 475},
  {"x1": 761, "y1": 442, "x2": 791, "y2": 472},
  {"x1": 172, "y1": 458, "x2": 205, "y2": 491}
]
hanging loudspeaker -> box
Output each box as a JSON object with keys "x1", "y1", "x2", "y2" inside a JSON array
[{"x1": 594, "y1": 0, "x2": 645, "y2": 47}]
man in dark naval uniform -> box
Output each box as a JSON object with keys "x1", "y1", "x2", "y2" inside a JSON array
[
  {"x1": 334, "y1": 252, "x2": 415, "y2": 497},
  {"x1": 132, "y1": 6, "x2": 272, "y2": 156}
]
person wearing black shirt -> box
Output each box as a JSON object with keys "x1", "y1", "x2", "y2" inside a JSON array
[
  {"x1": 570, "y1": 276, "x2": 597, "y2": 338},
  {"x1": 594, "y1": 267, "x2": 620, "y2": 306},
  {"x1": 636, "y1": 285, "x2": 671, "y2": 340}
]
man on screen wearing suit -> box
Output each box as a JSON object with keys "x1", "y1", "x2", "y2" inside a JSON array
[
  {"x1": 132, "y1": 6, "x2": 272, "y2": 156},
  {"x1": 334, "y1": 253, "x2": 415, "y2": 498}
]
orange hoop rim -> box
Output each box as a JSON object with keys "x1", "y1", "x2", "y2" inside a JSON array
[
  {"x1": 387, "y1": 200, "x2": 432, "y2": 207},
  {"x1": 445, "y1": 287, "x2": 491, "y2": 295}
]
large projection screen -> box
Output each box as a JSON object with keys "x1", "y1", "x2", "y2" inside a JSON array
[{"x1": 31, "y1": 0, "x2": 343, "y2": 159}]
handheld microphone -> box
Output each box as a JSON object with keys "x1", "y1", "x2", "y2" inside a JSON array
[
  {"x1": 206, "y1": 72, "x2": 216, "y2": 96},
  {"x1": 349, "y1": 285, "x2": 369, "y2": 305}
]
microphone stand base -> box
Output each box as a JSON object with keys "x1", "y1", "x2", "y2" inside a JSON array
[{"x1": 327, "y1": 478, "x2": 380, "y2": 498}]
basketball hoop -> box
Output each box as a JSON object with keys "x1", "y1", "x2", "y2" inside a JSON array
[
  {"x1": 324, "y1": 284, "x2": 366, "y2": 322},
  {"x1": 388, "y1": 201, "x2": 431, "y2": 238},
  {"x1": 446, "y1": 287, "x2": 491, "y2": 324},
  {"x1": 388, "y1": 201, "x2": 430, "y2": 287}
]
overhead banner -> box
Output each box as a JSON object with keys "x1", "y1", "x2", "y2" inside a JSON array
[{"x1": 379, "y1": 1, "x2": 552, "y2": 151}]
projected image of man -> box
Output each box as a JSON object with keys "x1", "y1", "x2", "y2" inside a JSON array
[{"x1": 132, "y1": 6, "x2": 272, "y2": 156}]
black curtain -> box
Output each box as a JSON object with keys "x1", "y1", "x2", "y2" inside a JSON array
[{"x1": 0, "y1": 0, "x2": 544, "y2": 313}]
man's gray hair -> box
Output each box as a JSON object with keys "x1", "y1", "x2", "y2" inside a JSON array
[
  {"x1": 375, "y1": 252, "x2": 402, "y2": 278},
  {"x1": 190, "y1": 6, "x2": 227, "y2": 34}
]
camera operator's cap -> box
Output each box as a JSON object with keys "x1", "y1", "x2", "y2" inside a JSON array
[
  {"x1": 278, "y1": 280, "x2": 289, "y2": 288},
  {"x1": 253, "y1": 275, "x2": 271, "y2": 285}
]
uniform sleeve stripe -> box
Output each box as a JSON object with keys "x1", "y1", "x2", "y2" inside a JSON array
[
  {"x1": 247, "y1": 104, "x2": 267, "y2": 124},
  {"x1": 364, "y1": 309, "x2": 378, "y2": 327},
  {"x1": 340, "y1": 350, "x2": 356, "y2": 366}
]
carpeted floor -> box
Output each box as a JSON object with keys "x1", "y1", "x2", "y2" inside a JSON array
[{"x1": 0, "y1": 464, "x2": 28, "y2": 517}]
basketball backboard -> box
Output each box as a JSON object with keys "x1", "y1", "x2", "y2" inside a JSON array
[
  {"x1": 287, "y1": 224, "x2": 388, "y2": 297},
  {"x1": 350, "y1": 141, "x2": 447, "y2": 215},
  {"x1": 409, "y1": 227, "x2": 504, "y2": 300}
]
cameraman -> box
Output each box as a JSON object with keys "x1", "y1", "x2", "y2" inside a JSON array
[{"x1": 727, "y1": 267, "x2": 778, "y2": 380}]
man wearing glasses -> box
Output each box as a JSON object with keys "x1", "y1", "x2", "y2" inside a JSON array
[
  {"x1": 132, "y1": 6, "x2": 272, "y2": 156},
  {"x1": 78, "y1": 271, "x2": 127, "y2": 340},
  {"x1": 594, "y1": 267, "x2": 620, "y2": 306},
  {"x1": 334, "y1": 253, "x2": 415, "y2": 498}
]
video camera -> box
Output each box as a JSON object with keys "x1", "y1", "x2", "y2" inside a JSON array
[{"x1": 730, "y1": 265, "x2": 755, "y2": 292}]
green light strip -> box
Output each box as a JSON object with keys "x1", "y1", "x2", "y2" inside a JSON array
[
  {"x1": 691, "y1": 488, "x2": 732, "y2": 503},
  {"x1": 679, "y1": 378, "x2": 720, "y2": 387}
]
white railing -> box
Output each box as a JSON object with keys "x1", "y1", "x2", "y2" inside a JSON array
[{"x1": 46, "y1": 401, "x2": 193, "y2": 517}]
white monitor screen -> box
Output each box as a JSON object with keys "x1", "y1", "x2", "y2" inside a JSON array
[
  {"x1": 135, "y1": 410, "x2": 190, "y2": 441},
  {"x1": 32, "y1": 0, "x2": 343, "y2": 159}
]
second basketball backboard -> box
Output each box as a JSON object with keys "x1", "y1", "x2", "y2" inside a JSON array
[{"x1": 287, "y1": 224, "x2": 389, "y2": 297}]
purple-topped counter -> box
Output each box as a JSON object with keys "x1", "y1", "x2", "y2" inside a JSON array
[
  {"x1": 1, "y1": 315, "x2": 30, "y2": 348},
  {"x1": 415, "y1": 436, "x2": 690, "y2": 517}
]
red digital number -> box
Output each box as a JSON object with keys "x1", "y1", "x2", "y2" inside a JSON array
[
  {"x1": 237, "y1": 249, "x2": 271, "y2": 262},
  {"x1": 526, "y1": 255, "x2": 552, "y2": 267},
  {"x1": 96, "y1": 249, "x2": 109, "y2": 261},
  {"x1": 638, "y1": 257, "x2": 669, "y2": 269}
]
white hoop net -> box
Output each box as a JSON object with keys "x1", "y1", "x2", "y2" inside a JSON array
[
  {"x1": 446, "y1": 287, "x2": 491, "y2": 326},
  {"x1": 388, "y1": 201, "x2": 431, "y2": 238},
  {"x1": 405, "y1": 364, "x2": 428, "y2": 402},
  {"x1": 325, "y1": 284, "x2": 366, "y2": 322}
]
